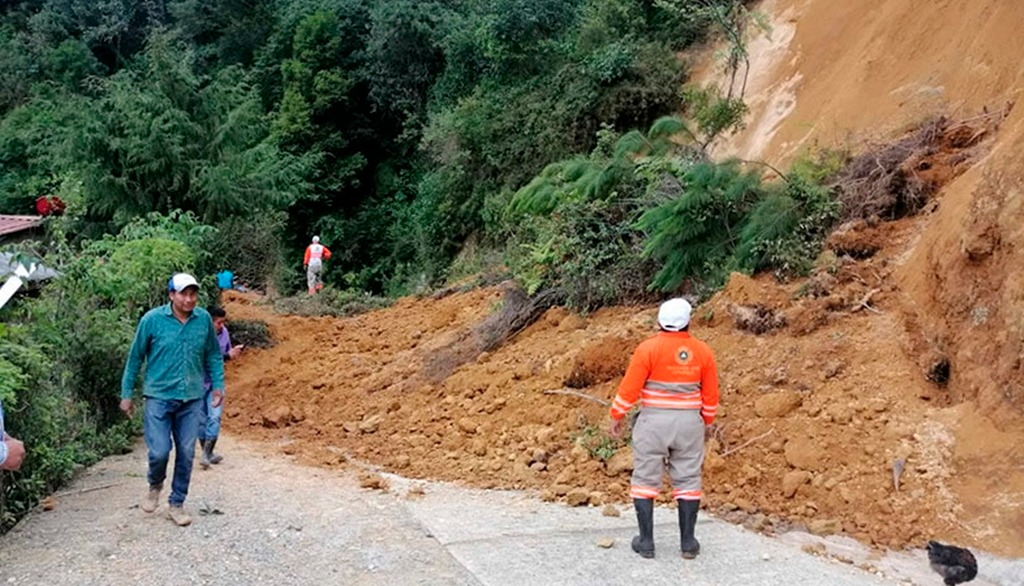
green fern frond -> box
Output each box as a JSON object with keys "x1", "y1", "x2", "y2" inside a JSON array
[
  {"x1": 511, "y1": 175, "x2": 560, "y2": 215},
  {"x1": 648, "y1": 116, "x2": 686, "y2": 140},
  {"x1": 561, "y1": 158, "x2": 593, "y2": 182},
  {"x1": 614, "y1": 130, "x2": 650, "y2": 160}
]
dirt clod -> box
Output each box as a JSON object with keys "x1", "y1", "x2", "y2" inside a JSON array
[
  {"x1": 358, "y1": 473, "x2": 389, "y2": 491},
  {"x1": 565, "y1": 489, "x2": 590, "y2": 507},
  {"x1": 782, "y1": 470, "x2": 812, "y2": 498},
  {"x1": 730, "y1": 304, "x2": 787, "y2": 334},
  {"x1": 754, "y1": 392, "x2": 803, "y2": 418}
]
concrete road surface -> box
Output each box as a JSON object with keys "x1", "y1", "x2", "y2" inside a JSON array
[{"x1": 0, "y1": 436, "x2": 1003, "y2": 586}]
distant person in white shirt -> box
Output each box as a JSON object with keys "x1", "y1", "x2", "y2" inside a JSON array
[{"x1": 303, "y1": 236, "x2": 332, "y2": 295}]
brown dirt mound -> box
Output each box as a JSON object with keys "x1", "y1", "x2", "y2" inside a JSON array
[
  {"x1": 564, "y1": 336, "x2": 637, "y2": 388},
  {"x1": 826, "y1": 219, "x2": 885, "y2": 259},
  {"x1": 220, "y1": 216, "x2": 1024, "y2": 558}
]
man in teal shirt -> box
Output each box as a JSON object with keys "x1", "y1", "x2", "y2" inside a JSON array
[{"x1": 120, "y1": 273, "x2": 225, "y2": 527}]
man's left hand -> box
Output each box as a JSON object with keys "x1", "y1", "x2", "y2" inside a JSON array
[{"x1": 211, "y1": 390, "x2": 224, "y2": 408}]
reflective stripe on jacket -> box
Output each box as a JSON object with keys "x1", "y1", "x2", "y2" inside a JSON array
[
  {"x1": 610, "y1": 331, "x2": 720, "y2": 425},
  {"x1": 304, "y1": 244, "x2": 331, "y2": 264}
]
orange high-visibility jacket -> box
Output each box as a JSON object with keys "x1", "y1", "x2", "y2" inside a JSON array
[
  {"x1": 304, "y1": 243, "x2": 332, "y2": 265},
  {"x1": 610, "y1": 331, "x2": 719, "y2": 425}
]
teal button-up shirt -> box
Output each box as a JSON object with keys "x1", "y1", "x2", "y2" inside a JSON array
[{"x1": 120, "y1": 305, "x2": 225, "y2": 401}]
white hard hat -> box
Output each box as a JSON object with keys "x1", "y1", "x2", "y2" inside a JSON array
[
  {"x1": 312, "y1": 235, "x2": 320, "y2": 243},
  {"x1": 658, "y1": 298, "x2": 692, "y2": 331}
]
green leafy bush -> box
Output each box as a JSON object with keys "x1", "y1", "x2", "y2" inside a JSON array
[
  {"x1": 733, "y1": 172, "x2": 841, "y2": 278},
  {"x1": 506, "y1": 196, "x2": 657, "y2": 310},
  {"x1": 571, "y1": 423, "x2": 627, "y2": 461},
  {"x1": 639, "y1": 160, "x2": 762, "y2": 291}
]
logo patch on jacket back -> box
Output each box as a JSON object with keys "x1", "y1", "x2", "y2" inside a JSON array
[{"x1": 676, "y1": 347, "x2": 692, "y2": 364}]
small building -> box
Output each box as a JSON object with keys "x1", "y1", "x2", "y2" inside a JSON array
[
  {"x1": 0, "y1": 215, "x2": 54, "y2": 309},
  {"x1": 0, "y1": 215, "x2": 44, "y2": 244}
]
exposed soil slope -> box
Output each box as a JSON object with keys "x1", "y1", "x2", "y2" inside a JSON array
[{"x1": 692, "y1": 0, "x2": 1024, "y2": 556}]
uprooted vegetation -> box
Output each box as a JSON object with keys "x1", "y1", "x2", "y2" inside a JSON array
[
  {"x1": 272, "y1": 288, "x2": 392, "y2": 318},
  {"x1": 227, "y1": 320, "x2": 275, "y2": 349},
  {"x1": 422, "y1": 284, "x2": 563, "y2": 384},
  {"x1": 834, "y1": 110, "x2": 1008, "y2": 222},
  {"x1": 729, "y1": 303, "x2": 787, "y2": 334}
]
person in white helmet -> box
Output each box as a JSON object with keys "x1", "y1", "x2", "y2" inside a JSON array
[
  {"x1": 609, "y1": 297, "x2": 720, "y2": 560},
  {"x1": 303, "y1": 236, "x2": 332, "y2": 295}
]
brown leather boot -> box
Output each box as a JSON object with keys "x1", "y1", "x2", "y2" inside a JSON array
[{"x1": 166, "y1": 505, "x2": 192, "y2": 527}]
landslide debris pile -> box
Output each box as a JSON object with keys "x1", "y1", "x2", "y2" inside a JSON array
[
  {"x1": 222, "y1": 256, "x2": 954, "y2": 552},
  {"x1": 220, "y1": 115, "x2": 1020, "y2": 555}
]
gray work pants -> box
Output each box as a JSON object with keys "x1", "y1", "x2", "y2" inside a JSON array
[
  {"x1": 630, "y1": 408, "x2": 705, "y2": 500},
  {"x1": 306, "y1": 259, "x2": 322, "y2": 291}
]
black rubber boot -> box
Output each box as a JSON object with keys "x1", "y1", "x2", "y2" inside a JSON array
[
  {"x1": 207, "y1": 437, "x2": 222, "y2": 464},
  {"x1": 631, "y1": 498, "x2": 655, "y2": 559},
  {"x1": 199, "y1": 439, "x2": 211, "y2": 469},
  {"x1": 678, "y1": 499, "x2": 701, "y2": 559}
]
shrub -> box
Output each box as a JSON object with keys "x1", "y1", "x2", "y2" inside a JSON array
[
  {"x1": 733, "y1": 172, "x2": 841, "y2": 278},
  {"x1": 0, "y1": 318, "x2": 137, "y2": 532},
  {"x1": 516, "y1": 197, "x2": 657, "y2": 310},
  {"x1": 639, "y1": 160, "x2": 763, "y2": 291},
  {"x1": 272, "y1": 286, "x2": 392, "y2": 317},
  {"x1": 226, "y1": 319, "x2": 274, "y2": 349},
  {"x1": 570, "y1": 423, "x2": 627, "y2": 461}
]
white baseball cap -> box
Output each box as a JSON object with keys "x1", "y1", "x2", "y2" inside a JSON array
[
  {"x1": 168, "y1": 273, "x2": 200, "y2": 292},
  {"x1": 312, "y1": 235, "x2": 320, "y2": 243},
  {"x1": 658, "y1": 298, "x2": 692, "y2": 331}
]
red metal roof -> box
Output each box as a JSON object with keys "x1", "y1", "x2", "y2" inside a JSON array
[{"x1": 0, "y1": 215, "x2": 43, "y2": 237}]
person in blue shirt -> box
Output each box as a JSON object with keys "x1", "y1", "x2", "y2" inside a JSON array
[
  {"x1": 120, "y1": 273, "x2": 225, "y2": 527},
  {"x1": 0, "y1": 400, "x2": 25, "y2": 471},
  {"x1": 216, "y1": 269, "x2": 234, "y2": 290}
]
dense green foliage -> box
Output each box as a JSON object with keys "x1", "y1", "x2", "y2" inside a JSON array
[
  {"x1": 0, "y1": 0, "x2": 731, "y2": 293},
  {"x1": 505, "y1": 116, "x2": 843, "y2": 303}
]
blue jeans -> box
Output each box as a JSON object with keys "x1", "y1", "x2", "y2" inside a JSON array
[
  {"x1": 197, "y1": 388, "x2": 223, "y2": 441},
  {"x1": 144, "y1": 397, "x2": 203, "y2": 506}
]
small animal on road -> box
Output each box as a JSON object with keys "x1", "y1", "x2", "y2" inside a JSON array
[{"x1": 927, "y1": 540, "x2": 977, "y2": 585}]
